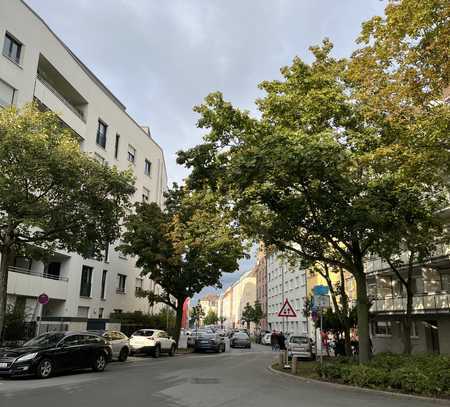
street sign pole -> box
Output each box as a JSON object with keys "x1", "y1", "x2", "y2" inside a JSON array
[{"x1": 320, "y1": 308, "x2": 323, "y2": 367}]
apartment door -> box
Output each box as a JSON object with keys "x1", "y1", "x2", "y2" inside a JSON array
[{"x1": 425, "y1": 320, "x2": 440, "y2": 354}]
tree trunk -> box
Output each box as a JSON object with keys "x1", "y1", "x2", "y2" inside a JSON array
[
  {"x1": 354, "y1": 269, "x2": 370, "y2": 363},
  {"x1": 173, "y1": 301, "x2": 184, "y2": 348},
  {"x1": 344, "y1": 324, "x2": 352, "y2": 357},
  {"x1": 0, "y1": 246, "x2": 13, "y2": 342},
  {"x1": 402, "y1": 262, "x2": 414, "y2": 354}
]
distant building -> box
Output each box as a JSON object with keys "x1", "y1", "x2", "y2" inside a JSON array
[
  {"x1": 255, "y1": 244, "x2": 268, "y2": 330},
  {"x1": 199, "y1": 294, "x2": 219, "y2": 325}
]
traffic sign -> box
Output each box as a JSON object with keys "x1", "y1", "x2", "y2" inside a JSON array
[
  {"x1": 38, "y1": 293, "x2": 49, "y2": 305},
  {"x1": 313, "y1": 294, "x2": 330, "y2": 309},
  {"x1": 278, "y1": 299, "x2": 297, "y2": 318},
  {"x1": 313, "y1": 285, "x2": 329, "y2": 296}
]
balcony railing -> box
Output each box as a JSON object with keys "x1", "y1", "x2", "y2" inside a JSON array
[
  {"x1": 371, "y1": 293, "x2": 450, "y2": 314},
  {"x1": 8, "y1": 266, "x2": 69, "y2": 282}
]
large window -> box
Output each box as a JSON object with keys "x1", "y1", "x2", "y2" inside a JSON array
[
  {"x1": 96, "y1": 120, "x2": 107, "y2": 148},
  {"x1": 142, "y1": 187, "x2": 150, "y2": 203},
  {"x1": 100, "y1": 270, "x2": 107, "y2": 300},
  {"x1": 128, "y1": 145, "x2": 136, "y2": 164},
  {"x1": 372, "y1": 321, "x2": 392, "y2": 336},
  {"x1": 135, "y1": 277, "x2": 143, "y2": 294},
  {"x1": 80, "y1": 265, "x2": 93, "y2": 297},
  {"x1": 114, "y1": 134, "x2": 120, "y2": 159},
  {"x1": 3, "y1": 33, "x2": 22, "y2": 64},
  {"x1": 0, "y1": 79, "x2": 15, "y2": 107},
  {"x1": 117, "y1": 274, "x2": 126, "y2": 294}
]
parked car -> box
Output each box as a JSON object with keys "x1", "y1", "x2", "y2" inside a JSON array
[
  {"x1": 287, "y1": 336, "x2": 316, "y2": 360},
  {"x1": 90, "y1": 330, "x2": 130, "y2": 362},
  {"x1": 129, "y1": 329, "x2": 176, "y2": 357},
  {"x1": 194, "y1": 332, "x2": 225, "y2": 353},
  {"x1": 230, "y1": 332, "x2": 251, "y2": 348},
  {"x1": 261, "y1": 333, "x2": 272, "y2": 345},
  {"x1": 0, "y1": 331, "x2": 109, "y2": 379}
]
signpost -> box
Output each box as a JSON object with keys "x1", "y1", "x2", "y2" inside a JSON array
[
  {"x1": 278, "y1": 299, "x2": 296, "y2": 369},
  {"x1": 36, "y1": 293, "x2": 49, "y2": 335},
  {"x1": 312, "y1": 286, "x2": 330, "y2": 367}
]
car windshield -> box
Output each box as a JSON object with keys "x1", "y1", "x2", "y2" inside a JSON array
[
  {"x1": 133, "y1": 330, "x2": 154, "y2": 337},
  {"x1": 290, "y1": 336, "x2": 309, "y2": 344},
  {"x1": 24, "y1": 332, "x2": 66, "y2": 347},
  {"x1": 235, "y1": 333, "x2": 249, "y2": 339},
  {"x1": 198, "y1": 333, "x2": 215, "y2": 338}
]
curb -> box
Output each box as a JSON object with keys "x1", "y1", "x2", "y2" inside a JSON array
[{"x1": 267, "y1": 365, "x2": 449, "y2": 404}]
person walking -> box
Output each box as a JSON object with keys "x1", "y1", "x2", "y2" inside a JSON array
[
  {"x1": 270, "y1": 330, "x2": 279, "y2": 351},
  {"x1": 279, "y1": 331, "x2": 286, "y2": 351}
]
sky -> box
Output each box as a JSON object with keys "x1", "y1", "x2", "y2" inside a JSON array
[{"x1": 26, "y1": 0, "x2": 387, "y2": 299}]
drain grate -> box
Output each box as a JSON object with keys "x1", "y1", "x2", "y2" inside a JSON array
[{"x1": 190, "y1": 377, "x2": 220, "y2": 384}]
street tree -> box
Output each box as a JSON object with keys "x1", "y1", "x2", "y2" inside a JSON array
[
  {"x1": 203, "y1": 309, "x2": 219, "y2": 326},
  {"x1": 252, "y1": 300, "x2": 265, "y2": 328},
  {"x1": 0, "y1": 104, "x2": 135, "y2": 337},
  {"x1": 241, "y1": 303, "x2": 254, "y2": 330},
  {"x1": 190, "y1": 305, "x2": 205, "y2": 329},
  {"x1": 119, "y1": 185, "x2": 246, "y2": 345}
]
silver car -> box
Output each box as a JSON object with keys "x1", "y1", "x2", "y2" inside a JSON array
[
  {"x1": 92, "y1": 330, "x2": 130, "y2": 362},
  {"x1": 287, "y1": 336, "x2": 316, "y2": 360}
]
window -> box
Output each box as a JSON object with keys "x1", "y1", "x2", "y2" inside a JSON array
[
  {"x1": 98, "y1": 307, "x2": 104, "y2": 319},
  {"x1": 412, "y1": 276, "x2": 424, "y2": 294},
  {"x1": 144, "y1": 159, "x2": 152, "y2": 176},
  {"x1": 100, "y1": 270, "x2": 107, "y2": 299},
  {"x1": 135, "y1": 277, "x2": 143, "y2": 294},
  {"x1": 441, "y1": 274, "x2": 450, "y2": 292},
  {"x1": 113, "y1": 308, "x2": 123, "y2": 314},
  {"x1": 104, "y1": 243, "x2": 109, "y2": 263},
  {"x1": 14, "y1": 256, "x2": 32, "y2": 270},
  {"x1": 0, "y1": 79, "x2": 15, "y2": 107},
  {"x1": 46, "y1": 262, "x2": 61, "y2": 278},
  {"x1": 80, "y1": 265, "x2": 93, "y2": 297},
  {"x1": 94, "y1": 152, "x2": 105, "y2": 164},
  {"x1": 114, "y1": 134, "x2": 120, "y2": 159},
  {"x1": 117, "y1": 274, "x2": 126, "y2": 293},
  {"x1": 128, "y1": 145, "x2": 136, "y2": 164},
  {"x1": 142, "y1": 187, "x2": 150, "y2": 203},
  {"x1": 372, "y1": 321, "x2": 392, "y2": 336},
  {"x1": 77, "y1": 306, "x2": 89, "y2": 318},
  {"x1": 3, "y1": 33, "x2": 22, "y2": 64},
  {"x1": 96, "y1": 120, "x2": 107, "y2": 148}
]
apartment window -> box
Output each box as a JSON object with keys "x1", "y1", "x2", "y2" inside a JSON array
[
  {"x1": 117, "y1": 274, "x2": 126, "y2": 293},
  {"x1": 77, "y1": 306, "x2": 89, "y2": 318},
  {"x1": 114, "y1": 134, "x2": 120, "y2": 159},
  {"x1": 80, "y1": 265, "x2": 93, "y2": 297},
  {"x1": 14, "y1": 256, "x2": 32, "y2": 270},
  {"x1": 128, "y1": 145, "x2": 136, "y2": 164},
  {"x1": 372, "y1": 321, "x2": 392, "y2": 336},
  {"x1": 441, "y1": 274, "x2": 450, "y2": 292},
  {"x1": 0, "y1": 79, "x2": 15, "y2": 107},
  {"x1": 96, "y1": 120, "x2": 107, "y2": 148},
  {"x1": 142, "y1": 187, "x2": 150, "y2": 203},
  {"x1": 412, "y1": 276, "x2": 424, "y2": 294},
  {"x1": 144, "y1": 159, "x2": 152, "y2": 176},
  {"x1": 100, "y1": 270, "x2": 107, "y2": 300},
  {"x1": 135, "y1": 277, "x2": 143, "y2": 294},
  {"x1": 98, "y1": 307, "x2": 104, "y2": 319},
  {"x1": 113, "y1": 309, "x2": 123, "y2": 314},
  {"x1": 3, "y1": 33, "x2": 22, "y2": 64},
  {"x1": 104, "y1": 243, "x2": 109, "y2": 263}
]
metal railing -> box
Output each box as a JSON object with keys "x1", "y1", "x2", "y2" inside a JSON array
[
  {"x1": 8, "y1": 266, "x2": 69, "y2": 282},
  {"x1": 371, "y1": 293, "x2": 450, "y2": 314}
]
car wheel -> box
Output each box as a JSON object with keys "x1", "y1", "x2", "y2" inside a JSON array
[
  {"x1": 220, "y1": 343, "x2": 225, "y2": 353},
  {"x1": 153, "y1": 345, "x2": 161, "y2": 358},
  {"x1": 168, "y1": 345, "x2": 176, "y2": 357},
  {"x1": 118, "y1": 347, "x2": 129, "y2": 362},
  {"x1": 92, "y1": 353, "x2": 107, "y2": 372},
  {"x1": 36, "y1": 358, "x2": 53, "y2": 379}
]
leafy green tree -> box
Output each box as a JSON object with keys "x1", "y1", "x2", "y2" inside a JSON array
[
  {"x1": 203, "y1": 309, "x2": 219, "y2": 326},
  {"x1": 119, "y1": 185, "x2": 246, "y2": 345},
  {"x1": 0, "y1": 105, "x2": 135, "y2": 337},
  {"x1": 190, "y1": 305, "x2": 205, "y2": 329},
  {"x1": 241, "y1": 302, "x2": 254, "y2": 330},
  {"x1": 252, "y1": 300, "x2": 265, "y2": 328}
]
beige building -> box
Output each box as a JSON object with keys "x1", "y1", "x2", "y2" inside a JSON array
[
  {"x1": 1, "y1": 0, "x2": 167, "y2": 328},
  {"x1": 198, "y1": 294, "x2": 219, "y2": 325}
]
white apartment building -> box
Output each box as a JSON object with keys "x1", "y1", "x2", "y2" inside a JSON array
[
  {"x1": 0, "y1": 0, "x2": 167, "y2": 327},
  {"x1": 267, "y1": 252, "x2": 308, "y2": 336}
]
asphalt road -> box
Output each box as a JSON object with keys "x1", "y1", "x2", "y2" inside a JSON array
[{"x1": 0, "y1": 344, "x2": 442, "y2": 407}]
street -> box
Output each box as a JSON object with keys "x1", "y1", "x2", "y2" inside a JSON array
[{"x1": 0, "y1": 345, "x2": 439, "y2": 407}]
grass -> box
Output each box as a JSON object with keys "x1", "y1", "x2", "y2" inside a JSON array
[{"x1": 272, "y1": 359, "x2": 321, "y2": 380}]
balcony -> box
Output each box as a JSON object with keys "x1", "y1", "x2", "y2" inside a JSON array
[
  {"x1": 371, "y1": 293, "x2": 450, "y2": 315},
  {"x1": 7, "y1": 266, "x2": 69, "y2": 301}
]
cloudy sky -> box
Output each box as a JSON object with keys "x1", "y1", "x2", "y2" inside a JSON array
[{"x1": 26, "y1": 0, "x2": 387, "y2": 298}]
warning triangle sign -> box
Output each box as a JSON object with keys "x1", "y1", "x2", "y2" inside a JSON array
[{"x1": 278, "y1": 299, "x2": 297, "y2": 318}]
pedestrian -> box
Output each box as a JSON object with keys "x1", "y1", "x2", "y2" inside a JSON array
[
  {"x1": 279, "y1": 331, "x2": 286, "y2": 351},
  {"x1": 270, "y1": 330, "x2": 279, "y2": 351}
]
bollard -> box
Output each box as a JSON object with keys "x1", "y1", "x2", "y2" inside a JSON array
[{"x1": 291, "y1": 356, "x2": 298, "y2": 374}]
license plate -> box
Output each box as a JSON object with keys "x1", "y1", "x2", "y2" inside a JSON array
[{"x1": 0, "y1": 362, "x2": 8, "y2": 368}]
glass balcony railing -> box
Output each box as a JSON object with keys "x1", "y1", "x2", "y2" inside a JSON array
[
  {"x1": 371, "y1": 293, "x2": 450, "y2": 313},
  {"x1": 8, "y1": 266, "x2": 69, "y2": 282}
]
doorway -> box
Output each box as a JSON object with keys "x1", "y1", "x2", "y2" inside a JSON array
[{"x1": 424, "y1": 320, "x2": 440, "y2": 354}]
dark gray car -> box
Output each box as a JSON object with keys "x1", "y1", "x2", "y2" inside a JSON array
[
  {"x1": 230, "y1": 332, "x2": 251, "y2": 348},
  {"x1": 194, "y1": 332, "x2": 225, "y2": 353}
]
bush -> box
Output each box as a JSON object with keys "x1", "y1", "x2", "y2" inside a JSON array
[{"x1": 317, "y1": 353, "x2": 450, "y2": 397}]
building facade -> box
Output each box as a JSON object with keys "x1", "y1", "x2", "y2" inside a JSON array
[
  {"x1": 1, "y1": 0, "x2": 168, "y2": 327},
  {"x1": 198, "y1": 293, "x2": 219, "y2": 325},
  {"x1": 267, "y1": 252, "x2": 308, "y2": 336},
  {"x1": 255, "y1": 244, "x2": 268, "y2": 330}
]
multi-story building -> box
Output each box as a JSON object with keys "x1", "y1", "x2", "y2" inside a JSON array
[
  {"x1": 267, "y1": 252, "x2": 308, "y2": 336},
  {"x1": 255, "y1": 244, "x2": 268, "y2": 330},
  {"x1": 218, "y1": 269, "x2": 256, "y2": 330},
  {"x1": 1, "y1": 0, "x2": 167, "y2": 329},
  {"x1": 198, "y1": 293, "x2": 219, "y2": 325}
]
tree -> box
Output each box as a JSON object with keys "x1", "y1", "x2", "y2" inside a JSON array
[
  {"x1": 0, "y1": 104, "x2": 135, "y2": 337},
  {"x1": 203, "y1": 309, "x2": 219, "y2": 326},
  {"x1": 190, "y1": 305, "x2": 204, "y2": 329},
  {"x1": 119, "y1": 185, "x2": 246, "y2": 345},
  {"x1": 252, "y1": 300, "x2": 265, "y2": 328},
  {"x1": 241, "y1": 302, "x2": 254, "y2": 330}
]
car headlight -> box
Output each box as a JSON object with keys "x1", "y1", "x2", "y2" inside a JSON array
[{"x1": 16, "y1": 352, "x2": 38, "y2": 363}]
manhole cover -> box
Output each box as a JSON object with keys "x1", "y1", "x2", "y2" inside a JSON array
[{"x1": 191, "y1": 378, "x2": 220, "y2": 384}]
